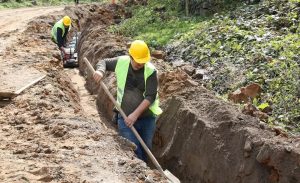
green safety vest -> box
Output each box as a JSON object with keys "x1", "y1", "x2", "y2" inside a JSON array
[
  {"x1": 51, "y1": 19, "x2": 66, "y2": 43},
  {"x1": 115, "y1": 56, "x2": 162, "y2": 116}
]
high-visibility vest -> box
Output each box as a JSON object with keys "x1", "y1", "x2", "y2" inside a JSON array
[
  {"x1": 51, "y1": 19, "x2": 67, "y2": 43},
  {"x1": 115, "y1": 56, "x2": 162, "y2": 116}
]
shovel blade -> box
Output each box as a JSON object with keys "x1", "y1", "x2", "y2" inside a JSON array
[{"x1": 164, "y1": 169, "x2": 180, "y2": 183}]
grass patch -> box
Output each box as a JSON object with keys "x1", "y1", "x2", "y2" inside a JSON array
[
  {"x1": 0, "y1": 0, "x2": 105, "y2": 9},
  {"x1": 110, "y1": 2, "x2": 207, "y2": 48}
]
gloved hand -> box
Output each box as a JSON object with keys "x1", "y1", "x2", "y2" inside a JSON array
[{"x1": 93, "y1": 71, "x2": 104, "y2": 83}]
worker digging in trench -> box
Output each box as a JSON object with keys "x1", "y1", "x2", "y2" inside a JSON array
[
  {"x1": 51, "y1": 16, "x2": 72, "y2": 64},
  {"x1": 93, "y1": 40, "x2": 162, "y2": 162}
]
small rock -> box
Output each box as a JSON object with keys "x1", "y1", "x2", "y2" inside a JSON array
[
  {"x1": 259, "y1": 121, "x2": 265, "y2": 129},
  {"x1": 285, "y1": 146, "x2": 292, "y2": 153},
  {"x1": 130, "y1": 162, "x2": 138, "y2": 168},
  {"x1": 237, "y1": 115, "x2": 244, "y2": 121},
  {"x1": 2, "y1": 127, "x2": 9, "y2": 132},
  {"x1": 15, "y1": 125, "x2": 24, "y2": 130},
  {"x1": 172, "y1": 59, "x2": 185, "y2": 67},
  {"x1": 193, "y1": 69, "x2": 206, "y2": 80},
  {"x1": 35, "y1": 147, "x2": 42, "y2": 153},
  {"x1": 252, "y1": 139, "x2": 264, "y2": 147},
  {"x1": 244, "y1": 139, "x2": 252, "y2": 152},
  {"x1": 44, "y1": 125, "x2": 49, "y2": 131},
  {"x1": 243, "y1": 83, "x2": 262, "y2": 98},
  {"x1": 138, "y1": 173, "x2": 144, "y2": 179},
  {"x1": 151, "y1": 50, "x2": 165, "y2": 59},
  {"x1": 39, "y1": 35, "x2": 47, "y2": 39},
  {"x1": 181, "y1": 64, "x2": 195, "y2": 76},
  {"x1": 118, "y1": 159, "x2": 126, "y2": 166},
  {"x1": 145, "y1": 175, "x2": 155, "y2": 183},
  {"x1": 229, "y1": 83, "x2": 262, "y2": 104},
  {"x1": 44, "y1": 148, "x2": 52, "y2": 154},
  {"x1": 13, "y1": 149, "x2": 26, "y2": 154},
  {"x1": 50, "y1": 125, "x2": 67, "y2": 137}
]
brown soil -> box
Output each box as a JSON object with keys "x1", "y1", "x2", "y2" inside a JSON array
[
  {"x1": 0, "y1": 6, "x2": 63, "y2": 52},
  {"x1": 1, "y1": 3, "x2": 300, "y2": 183},
  {"x1": 0, "y1": 5, "x2": 165, "y2": 183}
]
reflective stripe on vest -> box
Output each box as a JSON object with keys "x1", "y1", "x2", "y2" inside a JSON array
[
  {"x1": 51, "y1": 19, "x2": 65, "y2": 43},
  {"x1": 115, "y1": 55, "x2": 162, "y2": 116}
]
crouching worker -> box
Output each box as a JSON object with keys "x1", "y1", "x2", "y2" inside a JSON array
[
  {"x1": 93, "y1": 40, "x2": 162, "y2": 162},
  {"x1": 51, "y1": 16, "x2": 72, "y2": 62}
]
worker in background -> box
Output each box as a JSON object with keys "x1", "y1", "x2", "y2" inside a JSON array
[
  {"x1": 51, "y1": 16, "x2": 72, "y2": 57},
  {"x1": 93, "y1": 40, "x2": 162, "y2": 162}
]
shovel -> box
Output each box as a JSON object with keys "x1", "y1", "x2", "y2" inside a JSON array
[{"x1": 83, "y1": 57, "x2": 180, "y2": 183}]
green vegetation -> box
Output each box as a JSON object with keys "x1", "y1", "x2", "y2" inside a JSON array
[
  {"x1": 0, "y1": 0, "x2": 33, "y2": 8},
  {"x1": 110, "y1": 0, "x2": 204, "y2": 47},
  {"x1": 0, "y1": 0, "x2": 105, "y2": 9},
  {"x1": 113, "y1": 0, "x2": 300, "y2": 133}
]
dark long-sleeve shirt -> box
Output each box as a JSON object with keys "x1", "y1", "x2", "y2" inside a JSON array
[
  {"x1": 57, "y1": 27, "x2": 69, "y2": 48},
  {"x1": 96, "y1": 57, "x2": 158, "y2": 117}
]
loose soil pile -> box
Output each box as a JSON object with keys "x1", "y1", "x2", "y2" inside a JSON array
[{"x1": 0, "y1": 5, "x2": 165, "y2": 183}]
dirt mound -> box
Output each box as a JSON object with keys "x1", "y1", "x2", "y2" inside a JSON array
[
  {"x1": 153, "y1": 85, "x2": 300, "y2": 182},
  {"x1": 0, "y1": 5, "x2": 166, "y2": 183},
  {"x1": 158, "y1": 69, "x2": 199, "y2": 100},
  {"x1": 74, "y1": 3, "x2": 300, "y2": 183}
]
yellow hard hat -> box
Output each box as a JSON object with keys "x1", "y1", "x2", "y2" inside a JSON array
[
  {"x1": 129, "y1": 40, "x2": 151, "y2": 64},
  {"x1": 63, "y1": 16, "x2": 71, "y2": 26}
]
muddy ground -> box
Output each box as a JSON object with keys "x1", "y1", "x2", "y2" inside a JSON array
[{"x1": 0, "y1": 3, "x2": 300, "y2": 183}]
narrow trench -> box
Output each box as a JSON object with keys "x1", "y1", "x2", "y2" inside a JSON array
[
  {"x1": 64, "y1": 66, "x2": 176, "y2": 183},
  {"x1": 60, "y1": 4, "x2": 300, "y2": 183},
  {"x1": 64, "y1": 67, "x2": 123, "y2": 140},
  {"x1": 63, "y1": 68, "x2": 154, "y2": 157},
  {"x1": 60, "y1": 4, "x2": 176, "y2": 182},
  {"x1": 65, "y1": 67, "x2": 119, "y2": 133},
  {"x1": 65, "y1": 68, "x2": 100, "y2": 121},
  {"x1": 64, "y1": 64, "x2": 176, "y2": 181}
]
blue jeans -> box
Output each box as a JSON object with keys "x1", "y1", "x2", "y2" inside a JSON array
[{"x1": 118, "y1": 115, "x2": 156, "y2": 162}]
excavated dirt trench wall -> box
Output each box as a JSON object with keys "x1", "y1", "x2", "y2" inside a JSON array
[
  {"x1": 73, "y1": 4, "x2": 300, "y2": 183},
  {"x1": 154, "y1": 87, "x2": 300, "y2": 183},
  {"x1": 72, "y1": 4, "x2": 128, "y2": 120}
]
